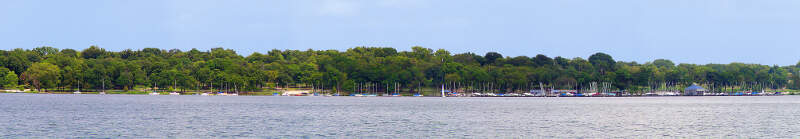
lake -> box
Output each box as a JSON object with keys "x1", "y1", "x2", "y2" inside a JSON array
[{"x1": 1, "y1": 93, "x2": 799, "y2": 138}]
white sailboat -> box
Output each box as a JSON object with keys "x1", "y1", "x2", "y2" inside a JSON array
[
  {"x1": 441, "y1": 58, "x2": 446, "y2": 98},
  {"x1": 150, "y1": 83, "x2": 160, "y2": 95},
  {"x1": 441, "y1": 84, "x2": 446, "y2": 98},
  {"x1": 99, "y1": 79, "x2": 106, "y2": 95},
  {"x1": 73, "y1": 82, "x2": 82, "y2": 94}
]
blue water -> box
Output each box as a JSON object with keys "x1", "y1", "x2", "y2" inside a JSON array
[{"x1": 1, "y1": 93, "x2": 799, "y2": 138}]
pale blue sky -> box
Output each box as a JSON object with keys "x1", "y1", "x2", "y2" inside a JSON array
[{"x1": 1, "y1": 0, "x2": 799, "y2": 65}]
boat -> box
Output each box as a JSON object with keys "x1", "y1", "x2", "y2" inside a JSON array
[
  {"x1": 413, "y1": 93, "x2": 424, "y2": 97},
  {"x1": 149, "y1": 91, "x2": 160, "y2": 95},
  {"x1": 441, "y1": 84, "x2": 446, "y2": 98},
  {"x1": 201, "y1": 92, "x2": 210, "y2": 96},
  {"x1": 169, "y1": 92, "x2": 180, "y2": 95},
  {"x1": 73, "y1": 85, "x2": 82, "y2": 94},
  {"x1": 99, "y1": 92, "x2": 106, "y2": 95},
  {"x1": 664, "y1": 92, "x2": 679, "y2": 96}
]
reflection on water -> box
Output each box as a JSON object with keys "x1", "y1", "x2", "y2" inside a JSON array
[{"x1": 1, "y1": 93, "x2": 798, "y2": 138}]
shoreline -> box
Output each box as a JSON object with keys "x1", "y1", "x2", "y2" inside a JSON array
[{"x1": 2, "y1": 91, "x2": 793, "y2": 97}]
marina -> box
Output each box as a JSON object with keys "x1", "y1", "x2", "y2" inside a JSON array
[{"x1": 3, "y1": 0, "x2": 799, "y2": 138}]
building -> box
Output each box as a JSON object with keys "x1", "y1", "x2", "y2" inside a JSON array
[{"x1": 684, "y1": 84, "x2": 706, "y2": 96}]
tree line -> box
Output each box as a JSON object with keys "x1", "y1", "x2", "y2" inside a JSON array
[{"x1": 1, "y1": 46, "x2": 799, "y2": 94}]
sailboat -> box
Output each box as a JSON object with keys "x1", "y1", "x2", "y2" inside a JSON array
[
  {"x1": 169, "y1": 80, "x2": 180, "y2": 95},
  {"x1": 440, "y1": 58, "x2": 446, "y2": 98},
  {"x1": 149, "y1": 83, "x2": 160, "y2": 95},
  {"x1": 73, "y1": 82, "x2": 82, "y2": 94},
  {"x1": 391, "y1": 82, "x2": 400, "y2": 96},
  {"x1": 441, "y1": 84, "x2": 446, "y2": 98},
  {"x1": 99, "y1": 79, "x2": 106, "y2": 95}
]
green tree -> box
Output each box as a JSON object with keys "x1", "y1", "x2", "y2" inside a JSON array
[
  {"x1": 589, "y1": 52, "x2": 615, "y2": 74},
  {"x1": 0, "y1": 67, "x2": 18, "y2": 88},
  {"x1": 21, "y1": 62, "x2": 60, "y2": 92},
  {"x1": 0, "y1": 46, "x2": 794, "y2": 94},
  {"x1": 33, "y1": 46, "x2": 59, "y2": 56},
  {"x1": 81, "y1": 46, "x2": 106, "y2": 59},
  {"x1": 483, "y1": 52, "x2": 502, "y2": 65},
  {"x1": 4, "y1": 71, "x2": 18, "y2": 89},
  {"x1": 652, "y1": 59, "x2": 675, "y2": 69}
]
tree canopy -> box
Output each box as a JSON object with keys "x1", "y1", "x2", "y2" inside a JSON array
[{"x1": 0, "y1": 46, "x2": 797, "y2": 93}]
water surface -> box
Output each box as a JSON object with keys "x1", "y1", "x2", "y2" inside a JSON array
[{"x1": 1, "y1": 93, "x2": 799, "y2": 138}]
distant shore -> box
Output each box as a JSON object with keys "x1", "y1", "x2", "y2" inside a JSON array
[{"x1": 3, "y1": 91, "x2": 796, "y2": 97}]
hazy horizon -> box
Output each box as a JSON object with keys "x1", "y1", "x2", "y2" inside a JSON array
[{"x1": 2, "y1": 0, "x2": 799, "y2": 66}]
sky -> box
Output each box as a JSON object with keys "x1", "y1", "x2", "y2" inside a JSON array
[{"x1": 1, "y1": 0, "x2": 799, "y2": 65}]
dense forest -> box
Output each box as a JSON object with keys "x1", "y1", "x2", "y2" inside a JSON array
[{"x1": 1, "y1": 46, "x2": 799, "y2": 94}]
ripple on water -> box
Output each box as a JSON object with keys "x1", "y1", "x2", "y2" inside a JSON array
[{"x1": 1, "y1": 94, "x2": 799, "y2": 138}]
